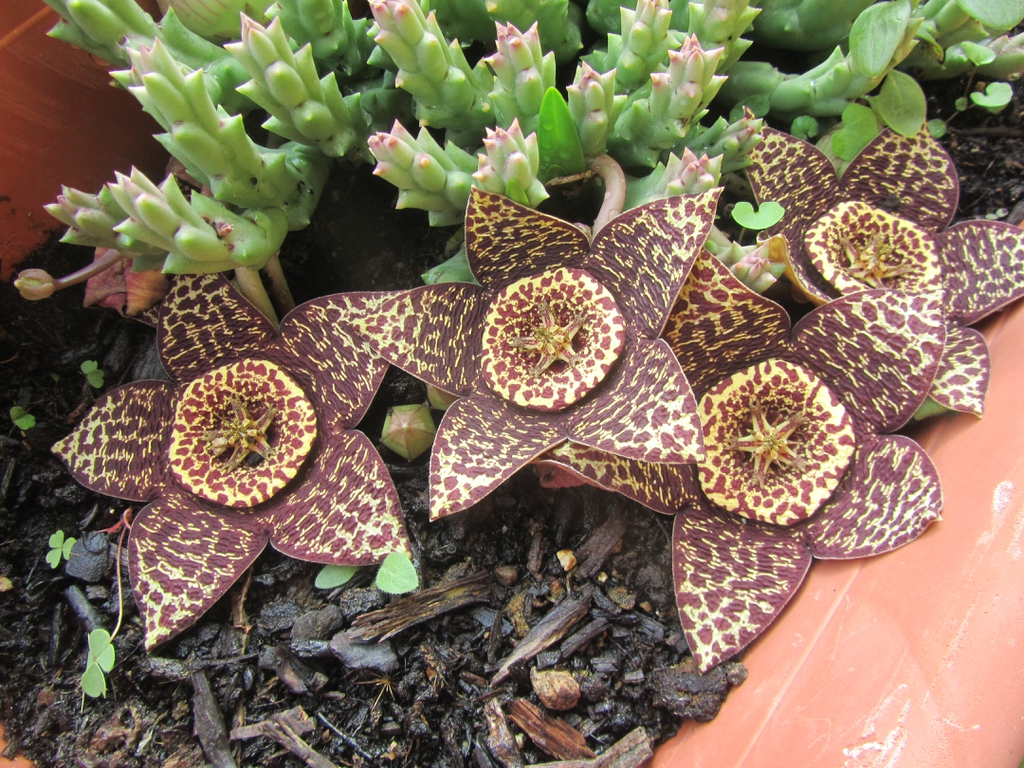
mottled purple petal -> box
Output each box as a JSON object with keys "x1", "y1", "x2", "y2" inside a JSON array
[
  {"x1": 266, "y1": 430, "x2": 410, "y2": 563},
  {"x1": 929, "y1": 324, "x2": 990, "y2": 416},
  {"x1": 568, "y1": 339, "x2": 703, "y2": 463},
  {"x1": 465, "y1": 189, "x2": 590, "y2": 290},
  {"x1": 806, "y1": 435, "x2": 942, "y2": 559},
  {"x1": 158, "y1": 274, "x2": 277, "y2": 381},
  {"x1": 663, "y1": 250, "x2": 790, "y2": 397},
  {"x1": 841, "y1": 129, "x2": 959, "y2": 232},
  {"x1": 584, "y1": 191, "x2": 720, "y2": 338},
  {"x1": 788, "y1": 290, "x2": 946, "y2": 434},
  {"x1": 746, "y1": 129, "x2": 839, "y2": 255},
  {"x1": 273, "y1": 295, "x2": 389, "y2": 430},
  {"x1": 673, "y1": 500, "x2": 811, "y2": 672},
  {"x1": 349, "y1": 284, "x2": 488, "y2": 396},
  {"x1": 536, "y1": 442, "x2": 700, "y2": 515},
  {"x1": 128, "y1": 492, "x2": 268, "y2": 649},
  {"x1": 52, "y1": 381, "x2": 176, "y2": 502},
  {"x1": 938, "y1": 219, "x2": 1024, "y2": 325},
  {"x1": 430, "y1": 393, "x2": 565, "y2": 520}
]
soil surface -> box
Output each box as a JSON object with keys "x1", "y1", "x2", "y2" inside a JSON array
[{"x1": 2, "y1": 76, "x2": 1023, "y2": 768}]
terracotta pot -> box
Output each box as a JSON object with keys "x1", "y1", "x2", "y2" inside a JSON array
[
  {"x1": 0, "y1": 0, "x2": 165, "y2": 280},
  {"x1": 5, "y1": 5, "x2": 1024, "y2": 768}
]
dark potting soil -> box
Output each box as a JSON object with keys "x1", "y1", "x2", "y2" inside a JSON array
[{"x1": 2, "y1": 76, "x2": 1023, "y2": 768}]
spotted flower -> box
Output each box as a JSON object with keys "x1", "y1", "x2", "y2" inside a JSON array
[
  {"x1": 350, "y1": 187, "x2": 719, "y2": 520},
  {"x1": 662, "y1": 250, "x2": 947, "y2": 670},
  {"x1": 747, "y1": 128, "x2": 1024, "y2": 416},
  {"x1": 54, "y1": 275, "x2": 410, "y2": 648}
]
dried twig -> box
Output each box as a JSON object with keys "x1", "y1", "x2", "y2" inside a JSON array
[
  {"x1": 191, "y1": 670, "x2": 237, "y2": 768},
  {"x1": 350, "y1": 571, "x2": 492, "y2": 642},
  {"x1": 528, "y1": 727, "x2": 653, "y2": 767},
  {"x1": 506, "y1": 699, "x2": 595, "y2": 760},
  {"x1": 231, "y1": 707, "x2": 337, "y2": 768}
]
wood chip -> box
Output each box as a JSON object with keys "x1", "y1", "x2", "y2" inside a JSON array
[
  {"x1": 230, "y1": 707, "x2": 337, "y2": 768},
  {"x1": 191, "y1": 670, "x2": 237, "y2": 768},
  {"x1": 492, "y1": 585, "x2": 594, "y2": 685},
  {"x1": 349, "y1": 571, "x2": 492, "y2": 642},
  {"x1": 573, "y1": 504, "x2": 628, "y2": 579},
  {"x1": 483, "y1": 699, "x2": 524, "y2": 768},
  {"x1": 506, "y1": 699, "x2": 595, "y2": 760},
  {"x1": 526, "y1": 727, "x2": 653, "y2": 767}
]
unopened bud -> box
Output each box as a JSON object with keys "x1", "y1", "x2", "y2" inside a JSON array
[
  {"x1": 14, "y1": 269, "x2": 57, "y2": 300},
  {"x1": 381, "y1": 403, "x2": 436, "y2": 461}
]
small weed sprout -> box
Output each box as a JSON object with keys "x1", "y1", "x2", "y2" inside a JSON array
[
  {"x1": 81, "y1": 360, "x2": 105, "y2": 389},
  {"x1": 10, "y1": 406, "x2": 36, "y2": 431},
  {"x1": 45, "y1": 530, "x2": 76, "y2": 569}
]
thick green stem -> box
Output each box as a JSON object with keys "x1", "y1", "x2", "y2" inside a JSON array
[
  {"x1": 262, "y1": 253, "x2": 296, "y2": 315},
  {"x1": 233, "y1": 267, "x2": 280, "y2": 327}
]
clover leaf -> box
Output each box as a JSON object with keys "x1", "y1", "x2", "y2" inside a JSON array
[
  {"x1": 80, "y1": 360, "x2": 105, "y2": 389},
  {"x1": 375, "y1": 552, "x2": 419, "y2": 594},
  {"x1": 46, "y1": 530, "x2": 76, "y2": 569},
  {"x1": 314, "y1": 564, "x2": 359, "y2": 589},
  {"x1": 82, "y1": 629, "x2": 115, "y2": 699},
  {"x1": 10, "y1": 406, "x2": 35, "y2": 431},
  {"x1": 971, "y1": 83, "x2": 1013, "y2": 113},
  {"x1": 731, "y1": 201, "x2": 785, "y2": 230}
]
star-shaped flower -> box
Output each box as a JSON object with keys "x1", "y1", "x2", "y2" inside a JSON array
[
  {"x1": 54, "y1": 275, "x2": 410, "y2": 648},
  {"x1": 747, "y1": 128, "x2": 1024, "y2": 416},
  {"x1": 351, "y1": 187, "x2": 720, "y2": 520},
  {"x1": 662, "y1": 250, "x2": 947, "y2": 671}
]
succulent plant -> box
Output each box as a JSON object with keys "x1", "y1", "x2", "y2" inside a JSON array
[
  {"x1": 52, "y1": 275, "x2": 410, "y2": 648},
  {"x1": 663, "y1": 250, "x2": 947, "y2": 670},
  {"x1": 747, "y1": 128, "x2": 1024, "y2": 416},
  {"x1": 348, "y1": 188, "x2": 719, "y2": 519}
]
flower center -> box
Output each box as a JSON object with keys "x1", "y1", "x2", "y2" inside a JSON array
[
  {"x1": 169, "y1": 359, "x2": 317, "y2": 508},
  {"x1": 481, "y1": 267, "x2": 626, "y2": 411},
  {"x1": 804, "y1": 200, "x2": 942, "y2": 296},
  {"x1": 698, "y1": 359, "x2": 857, "y2": 526}
]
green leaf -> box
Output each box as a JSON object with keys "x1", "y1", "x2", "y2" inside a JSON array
[
  {"x1": 790, "y1": 115, "x2": 819, "y2": 141},
  {"x1": 81, "y1": 662, "x2": 107, "y2": 698},
  {"x1": 86, "y1": 370, "x2": 105, "y2": 389},
  {"x1": 850, "y1": 0, "x2": 912, "y2": 79},
  {"x1": 422, "y1": 246, "x2": 477, "y2": 285},
  {"x1": 955, "y1": 0, "x2": 1024, "y2": 30},
  {"x1": 63, "y1": 537, "x2": 77, "y2": 559},
  {"x1": 314, "y1": 564, "x2": 359, "y2": 589},
  {"x1": 48, "y1": 530, "x2": 66, "y2": 550},
  {"x1": 80, "y1": 360, "x2": 98, "y2": 374},
  {"x1": 88, "y1": 629, "x2": 115, "y2": 672},
  {"x1": 927, "y1": 119, "x2": 947, "y2": 139},
  {"x1": 731, "y1": 201, "x2": 785, "y2": 230},
  {"x1": 832, "y1": 103, "x2": 879, "y2": 161},
  {"x1": 729, "y1": 95, "x2": 770, "y2": 122},
  {"x1": 961, "y1": 41, "x2": 997, "y2": 66},
  {"x1": 971, "y1": 82, "x2": 1013, "y2": 113},
  {"x1": 874, "y1": 70, "x2": 927, "y2": 137},
  {"x1": 375, "y1": 552, "x2": 419, "y2": 594},
  {"x1": 45, "y1": 548, "x2": 62, "y2": 569},
  {"x1": 9, "y1": 406, "x2": 35, "y2": 431},
  {"x1": 537, "y1": 87, "x2": 586, "y2": 182},
  {"x1": 954, "y1": 97, "x2": 968, "y2": 112}
]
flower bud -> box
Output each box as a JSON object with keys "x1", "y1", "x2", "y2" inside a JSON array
[{"x1": 381, "y1": 404, "x2": 436, "y2": 461}]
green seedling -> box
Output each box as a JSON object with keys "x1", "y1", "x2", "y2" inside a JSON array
[
  {"x1": 961, "y1": 41, "x2": 998, "y2": 67},
  {"x1": 731, "y1": 201, "x2": 785, "y2": 231},
  {"x1": 46, "y1": 529, "x2": 76, "y2": 569},
  {"x1": 81, "y1": 628, "x2": 115, "y2": 700},
  {"x1": 375, "y1": 552, "x2": 419, "y2": 594},
  {"x1": 971, "y1": 82, "x2": 1013, "y2": 113},
  {"x1": 81, "y1": 360, "x2": 105, "y2": 389},
  {"x1": 10, "y1": 406, "x2": 36, "y2": 431},
  {"x1": 871, "y1": 70, "x2": 927, "y2": 138},
  {"x1": 315, "y1": 564, "x2": 359, "y2": 589},
  {"x1": 791, "y1": 116, "x2": 820, "y2": 142},
  {"x1": 832, "y1": 104, "x2": 880, "y2": 162}
]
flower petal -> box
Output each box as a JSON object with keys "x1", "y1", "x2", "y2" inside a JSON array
[
  {"x1": 348, "y1": 284, "x2": 487, "y2": 396},
  {"x1": 569, "y1": 339, "x2": 704, "y2": 463},
  {"x1": 158, "y1": 274, "x2": 278, "y2": 381},
  {"x1": 53, "y1": 381, "x2": 176, "y2": 502},
  {"x1": 663, "y1": 249, "x2": 790, "y2": 397},
  {"x1": 266, "y1": 430, "x2": 411, "y2": 563},
  {"x1": 465, "y1": 189, "x2": 590, "y2": 290},
  {"x1": 788, "y1": 290, "x2": 946, "y2": 434},
  {"x1": 938, "y1": 220, "x2": 1024, "y2": 325},
  {"x1": 535, "y1": 442, "x2": 700, "y2": 515},
  {"x1": 274, "y1": 295, "x2": 389, "y2": 429},
  {"x1": 430, "y1": 393, "x2": 565, "y2": 519},
  {"x1": 929, "y1": 324, "x2": 989, "y2": 416},
  {"x1": 673, "y1": 500, "x2": 810, "y2": 672},
  {"x1": 585, "y1": 191, "x2": 720, "y2": 338},
  {"x1": 806, "y1": 435, "x2": 943, "y2": 558},
  {"x1": 746, "y1": 130, "x2": 839, "y2": 256},
  {"x1": 128, "y1": 492, "x2": 268, "y2": 649},
  {"x1": 841, "y1": 129, "x2": 959, "y2": 232}
]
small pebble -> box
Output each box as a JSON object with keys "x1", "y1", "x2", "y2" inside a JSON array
[
  {"x1": 530, "y1": 667, "x2": 581, "y2": 711},
  {"x1": 556, "y1": 549, "x2": 577, "y2": 571},
  {"x1": 494, "y1": 565, "x2": 519, "y2": 587}
]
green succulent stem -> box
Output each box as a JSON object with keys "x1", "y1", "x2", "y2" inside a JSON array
[
  {"x1": 233, "y1": 266, "x2": 280, "y2": 327},
  {"x1": 266, "y1": 0, "x2": 377, "y2": 77},
  {"x1": 589, "y1": 154, "x2": 627, "y2": 235},
  {"x1": 749, "y1": 0, "x2": 875, "y2": 52}
]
